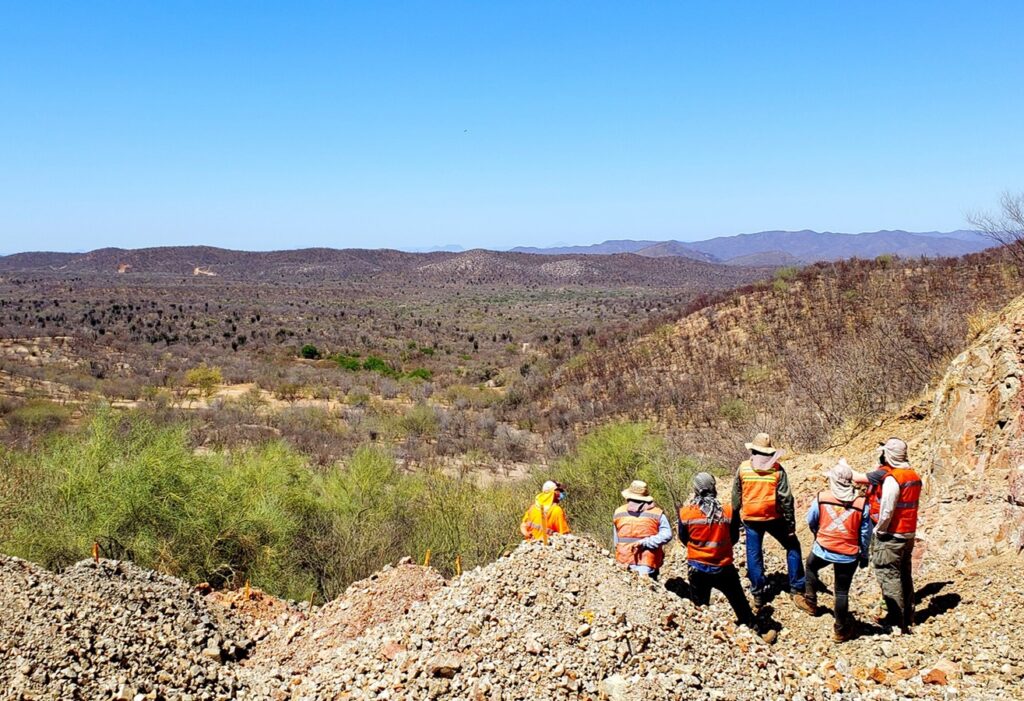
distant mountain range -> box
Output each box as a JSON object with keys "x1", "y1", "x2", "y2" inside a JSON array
[{"x1": 511, "y1": 230, "x2": 992, "y2": 264}]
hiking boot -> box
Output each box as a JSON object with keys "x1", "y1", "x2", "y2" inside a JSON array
[
  {"x1": 752, "y1": 594, "x2": 766, "y2": 614},
  {"x1": 833, "y1": 621, "x2": 856, "y2": 642},
  {"x1": 759, "y1": 628, "x2": 778, "y2": 644},
  {"x1": 792, "y1": 593, "x2": 819, "y2": 616}
]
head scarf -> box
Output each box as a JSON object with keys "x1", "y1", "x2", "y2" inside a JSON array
[
  {"x1": 879, "y1": 438, "x2": 910, "y2": 468},
  {"x1": 826, "y1": 461, "x2": 856, "y2": 503},
  {"x1": 691, "y1": 472, "x2": 724, "y2": 523}
]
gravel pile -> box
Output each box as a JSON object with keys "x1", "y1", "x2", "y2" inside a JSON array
[
  {"x1": 250, "y1": 561, "x2": 444, "y2": 674},
  {"x1": 252, "y1": 536, "x2": 811, "y2": 700},
  {"x1": 690, "y1": 541, "x2": 1024, "y2": 699},
  {"x1": 0, "y1": 555, "x2": 257, "y2": 701}
]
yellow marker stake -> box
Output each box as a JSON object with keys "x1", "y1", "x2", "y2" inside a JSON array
[
  {"x1": 244, "y1": 579, "x2": 251, "y2": 600},
  {"x1": 455, "y1": 554, "x2": 462, "y2": 576},
  {"x1": 92, "y1": 542, "x2": 99, "y2": 564},
  {"x1": 424, "y1": 549, "x2": 432, "y2": 567}
]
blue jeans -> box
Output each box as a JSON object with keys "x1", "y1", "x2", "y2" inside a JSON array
[{"x1": 744, "y1": 520, "x2": 805, "y2": 595}]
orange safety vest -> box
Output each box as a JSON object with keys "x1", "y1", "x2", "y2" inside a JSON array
[
  {"x1": 737, "y1": 460, "x2": 780, "y2": 521},
  {"x1": 815, "y1": 491, "x2": 865, "y2": 556},
  {"x1": 678, "y1": 503, "x2": 734, "y2": 567},
  {"x1": 866, "y1": 466, "x2": 921, "y2": 534},
  {"x1": 613, "y1": 504, "x2": 665, "y2": 570},
  {"x1": 889, "y1": 467, "x2": 922, "y2": 535}
]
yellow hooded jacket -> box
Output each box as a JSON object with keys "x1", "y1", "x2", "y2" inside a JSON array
[{"x1": 520, "y1": 491, "x2": 570, "y2": 540}]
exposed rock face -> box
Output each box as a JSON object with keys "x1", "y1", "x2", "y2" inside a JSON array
[{"x1": 921, "y1": 294, "x2": 1024, "y2": 563}]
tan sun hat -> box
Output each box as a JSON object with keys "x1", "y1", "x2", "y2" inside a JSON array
[
  {"x1": 621, "y1": 480, "x2": 654, "y2": 502},
  {"x1": 745, "y1": 432, "x2": 776, "y2": 454}
]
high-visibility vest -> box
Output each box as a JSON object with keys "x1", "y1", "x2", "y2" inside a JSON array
[
  {"x1": 678, "y1": 503, "x2": 734, "y2": 567},
  {"x1": 613, "y1": 504, "x2": 665, "y2": 570},
  {"x1": 889, "y1": 467, "x2": 922, "y2": 535},
  {"x1": 521, "y1": 503, "x2": 568, "y2": 540},
  {"x1": 737, "y1": 460, "x2": 780, "y2": 521},
  {"x1": 866, "y1": 470, "x2": 887, "y2": 524},
  {"x1": 866, "y1": 467, "x2": 921, "y2": 534},
  {"x1": 815, "y1": 491, "x2": 865, "y2": 556}
]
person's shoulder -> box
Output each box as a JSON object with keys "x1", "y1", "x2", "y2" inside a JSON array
[{"x1": 866, "y1": 468, "x2": 888, "y2": 485}]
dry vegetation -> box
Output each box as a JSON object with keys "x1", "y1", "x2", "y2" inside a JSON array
[{"x1": 527, "y1": 249, "x2": 1024, "y2": 462}]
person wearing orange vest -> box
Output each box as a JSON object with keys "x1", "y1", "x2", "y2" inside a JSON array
[
  {"x1": 612, "y1": 480, "x2": 673, "y2": 579},
  {"x1": 678, "y1": 472, "x2": 755, "y2": 626},
  {"x1": 798, "y1": 461, "x2": 872, "y2": 642},
  {"x1": 519, "y1": 480, "x2": 570, "y2": 540},
  {"x1": 851, "y1": 438, "x2": 922, "y2": 633},
  {"x1": 731, "y1": 432, "x2": 809, "y2": 611}
]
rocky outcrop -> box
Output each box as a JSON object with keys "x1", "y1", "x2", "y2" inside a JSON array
[{"x1": 920, "y1": 294, "x2": 1024, "y2": 562}]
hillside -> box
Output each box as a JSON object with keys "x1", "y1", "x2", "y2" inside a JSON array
[
  {"x1": 526, "y1": 251, "x2": 1023, "y2": 461},
  {"x1": 0, "y1": 245, "x2": 763, "y2": 287},
  {"x1": 513, "y1": 229, "x2": 993, "y2": 263}
]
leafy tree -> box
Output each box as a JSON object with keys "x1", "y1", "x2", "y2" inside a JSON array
[{"x1": 184, "y1": 364, "x2": 223, "y2": 399}]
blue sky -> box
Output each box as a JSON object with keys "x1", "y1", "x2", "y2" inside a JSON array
[{"x1": 1, "y1": 2, "x2": 1022, "y2": 254}]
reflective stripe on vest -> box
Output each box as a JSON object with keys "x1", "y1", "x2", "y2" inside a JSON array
[
  {"x1": 522, "y1": 504, "x2": 557, "y2": 540},
  {"x1": 888, "y1": 468, "x2": 921, "y2": 535},
  {"x1": 815, "y1": 492, "x2": 865, "y2": 556},
  {"x1": 613, "y1": 505, "x2": 665, "y2": 569},
  {"x1": 738, "y1": 460, "x2": 780, "y2": 521},
  {"x1": 678, "y1": 504, "x2": 734, "y2": 567}
]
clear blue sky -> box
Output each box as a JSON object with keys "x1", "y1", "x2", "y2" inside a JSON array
[{"x1": 1, "y1": 2, "x2": 1022, "y2": 254}]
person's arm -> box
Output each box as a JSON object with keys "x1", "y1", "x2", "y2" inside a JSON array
[
  {"x1": 551, "y1": 505, "x2": 570, "y2": 534},
  {"x1": 520, "y1": 508, "x2": 532, "y2": 538},
  {"x1": 731, "y1": 472, "x2": 742, "y2": 516},
  {"x1": 859, "y1": 503, "x2": 872, "y2": 563},
  {"x1": 729, "y1": 513, "x2": 740, "y2": 544},
  {"x1": 678, "y1": 516, "x2": 690, "y2": 545},
  {"x1": 776, "y1": 468, "x2": 796, "y2": 531},
  {"x1": 874, "y1": 476, "x2": 900, "y2": 533},
  {"x1": 806, "y1": 501, "x2": 820, "y2": 535},
  {"x1": 641, "y1": 513, "x2": 673, "y2": 549}
]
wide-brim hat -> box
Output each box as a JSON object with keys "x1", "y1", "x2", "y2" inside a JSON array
[
  {"x1": 745, "y1": 432, "x2": 776, "y2": 455},
  {"x1": 621, "y1": 480, "x2": 654, "y2": 502}
]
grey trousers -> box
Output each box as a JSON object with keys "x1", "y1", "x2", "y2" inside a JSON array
[{"x1": 869, "y1": 534, "x2": 915, "y2": 629}]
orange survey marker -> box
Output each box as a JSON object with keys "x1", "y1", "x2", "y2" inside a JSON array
[
  {"x1": 92, "y1": 542, "x2": 99, "y2": 564},
  {"x1": 244, "y1": 579, "x2": 251, "y2": 600},
  {"x1": 424, "y1": 549, "x2": 432, "y2": 567}
]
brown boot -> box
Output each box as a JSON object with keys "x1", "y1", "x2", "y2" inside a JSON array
[
  {"x1": 833, "y1": 621, "x2": 856, "y2": 642},
  {"x1": 792, "y1": 592, "x2": 819, "y2": 616}
]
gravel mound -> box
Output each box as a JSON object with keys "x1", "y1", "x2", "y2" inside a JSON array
[
  {"x1": 252, "y1": 536, "x2": 804, "y2": 700},
  {"x1": 251, "y1": 561, "x2": 444, "y2": 674},
  {"x1": 0, "y1": 555, "x2": 256, "y2": 700}
]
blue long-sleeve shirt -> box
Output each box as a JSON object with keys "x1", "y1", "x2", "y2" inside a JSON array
[
  {"x1": 806, "y1": 499, "x2": 872, "y2": 564},
  {"x1": 613, "y1": 506, "x2": 673, "y2": 574}
]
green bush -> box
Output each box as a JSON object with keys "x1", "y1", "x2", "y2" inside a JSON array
[
  {"x1": 5, "y1": 400, "x2": 72, "y2": 432},
  {"x1": 0, "y1": 412, "x2": 703, "y2": 600},
  {"x1": 404, "y1": 367, "x2": 433, "y2": 381},
  {"x1": 300, "y1": 344, "x2": 321, "y2": 360},
  {"x1": 362, "y1": 355, "x2": 398, "y2": 377},
  {"x1": 549, "y1": 423, "x2": 701, "y2": 547},
  {"x1": 334, "y1": 354, "x2": 362, "y2": 371}
]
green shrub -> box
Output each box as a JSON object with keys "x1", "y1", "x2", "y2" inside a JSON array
[
  {"x1": 300, "y1": 344, "x2": 321, "y2": 360},
  {"x1": 5, "y1": 400, "x2": 72, "y2": 432},
  {"x1": 334, "y1": 354, "x2": 362, "y2": 371},
  {"x1": 718, "y1": 397, "x2": 751, "y2": 425},
  {"x1": 549, "y1": 423, "x2": 700, "y2": 547},
  {"x1": 404, "y1": 368, "x2": 433, "y2": 381},
  {"x1": 362, "y1": 355, "x2": 398, "y2": 377},
  {"x1": 398, "y1": 402, "x2": 439, "y2": 438}
]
